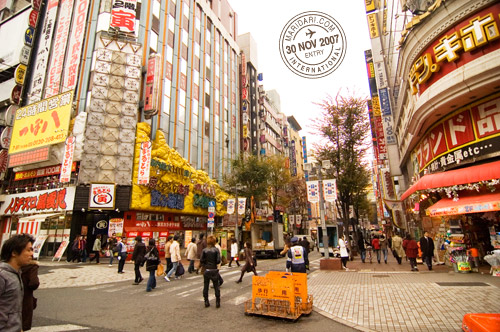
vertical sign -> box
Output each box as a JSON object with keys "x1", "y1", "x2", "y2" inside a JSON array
[
  {"x1": 227, "y1": 198, "x2": 235, "y2": 215},
  {"x1": 144, "y1": 54, "x2": 161, "y2": 119},
  {"x1": 45, "y1": 0, "x2": 75, "y2": 97},
  {"x1": 27, "y1": 0, "x2": 60, "y2": 103},
  {"x1": 138, "y1": 141, "x2": 152, "y2": 185},
  {"x1": 323, "y1": 179, "x2": 337, "y2": 202},
  {"x1": 110, "y1": 0, "x2": 137, "y2": 33},
  {"x1": 62, "y1": 0, "x2": 90, "y2": 92},
  {"x1": 237, "y1": 197, "x2": 246, "y2": 215},
  {"x1": 306, "y1": 181, "x2": 319, "y2": 203},
  {"x1": 60, "y1": 136, "x2": 76, "y2": 183}
]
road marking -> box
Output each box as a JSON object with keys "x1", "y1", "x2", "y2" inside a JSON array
[
  {"x1": 228, "y1": 295, "x2": 250, "y2": 305},
  {"x1": 103, "y1": 285, "x2": 130, "y2": 292},
  {"x1": 84, "y1": 284, "x2": 115, "y2": 290},
  {"x1": 31, "y1": 324, "x2": 90, "y2": 331}
]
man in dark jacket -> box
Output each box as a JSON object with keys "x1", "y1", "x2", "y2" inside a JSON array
[
  {"x1": 0, "y1": 234, "x2": 35, "y2": 332},
  {"x1": 300, "y1": 236, "x2": 310, "y2": 253},
  {"x1": 195, "y1": 233, "x2": 207, "y2": 274},
  {"x1": 419, "y1": 232, "x2": 435, "y2": 271},
  {"x1": 200, "y1": 235, "x2": 221, "y2": 308},
  {"x1": 132, "y1": 236, "x2": 146, "y2": 285}
]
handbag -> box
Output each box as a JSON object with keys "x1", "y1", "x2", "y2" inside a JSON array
[
  {"x1": 176, "y1": 262, "x2": 185, "y2": 277},
  {"x1": 156, "y1": 264, "x2": 165, "y2": 276},
  {"x1": 221, "y1": 255, "x2": 228, "y2": 266}
]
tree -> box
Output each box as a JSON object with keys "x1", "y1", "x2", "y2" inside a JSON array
[
  {"x1": 313, "y1": 93, "x2": 372, "y2": 238},
  {"x1": 266, "y1": 155, "x2": 293, "y2": 215}
]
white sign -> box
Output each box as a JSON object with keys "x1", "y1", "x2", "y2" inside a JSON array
[
  {"x1": 296, "y1": 215, "x2": 302, "y2": 226},
  {"x1": 27, "y1": 0, "x2": 60, "y2": 103},
  {"x1": 237, "y1": 197, "x2": 246, "y2": 215},
  {"x1": 108, "y1": 218, "x2": 124, "y2": 237},
  {"x1": 53, "y1": 235, "x2": 70, "y2": 261},
  {"x1": 62, "y1": 0, "x2": 90, "y2": 92},
  {"x1": 137, "y1": 141, "x2": 151, "y2": 185},
  {"x1": 289, "y1": 215, "x2": 295, "y2": 224},
  {"x1": 306, "y1": 181, "x2": 319, "y2": 203},
  {"x1": 44, "y1": 0, "x2": 75, "y2": 97},
  {"x1": 323, "y1": 179, "x2": 337, "y2": 202},
  {"x1": 33, "y1": 235, "x2": 48, "y2": 259},
  {"x1": 1, "y1": 127, "x2": 12, "y2": 149},
  {"x1": 19, "y1": 46, "x2": 31, "y2": 65},
  {"x1": 1, "y1": 187, "x2": 76, "y2": 215},
  {"x1": 227, "y1": 198, "x2": 235, "y2": 214},
  {"x1": 60, "y1": 136, "x2": 76, "y2": 183},
  {"x1": 89, "y1": 183, "x2": 116, "y2": 209}
]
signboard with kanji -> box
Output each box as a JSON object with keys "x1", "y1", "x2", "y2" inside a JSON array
[
  {"x1": 110, "y1": 0, "x2": 137, "y2": 33},
  {"x1": 9, "y1": 91, "x2": 73, "y2": 154},
  {"x1": 89, "y1": 183, "x2": 116, "y2": 210}
]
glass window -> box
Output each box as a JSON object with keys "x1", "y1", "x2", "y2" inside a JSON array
[
  {"x1": 183, "y1": 2, "x2": 189, "y2": 18},
  {"x1": 180, "y1": 58, "x2": 187, "y2": 75},
  {"x1": 182, "y1": 29, "x2": 188, "y2": 46},
  {"x1": 168, "y1": 16, "x2": 175, "y2": 32},
  {"x1": 205, "y1": 54, "x2": 211, "y2": 68},
  {"x1": 164, "y1": 79, "x2": 171, "y2": 97},
  {"x1": 194, "y1": 42, "x2": 200, "y2": 57},
  {"x1": 195, "y1": 18, "x2": 201, "y2": 31},
  {"x1": 178, "y1": 105, "x2": 185, "y2": 123},
  {"x1": 179, "y1": 90, "x2": 186, "y2": 107},
  {"x1": 166, "y1": 46, "x2": 174, "y2": 63},
  {"x1": 150, "y1": 32, "x2": 158, "y2": 52},
  {"x1": 153, "y1": 0, "x2": 160, "y2": 18},
  {"x1": 193, "y1": 70, "x2": 199, "y2": 83}
]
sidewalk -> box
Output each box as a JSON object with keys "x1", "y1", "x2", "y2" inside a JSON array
[{"x1": 308, "y1": 254, "x2": 500, "y2": 332}]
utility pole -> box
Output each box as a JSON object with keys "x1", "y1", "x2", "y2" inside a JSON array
[{"x1": 318, "y1": 163, "x2": 329, "y2": 257}]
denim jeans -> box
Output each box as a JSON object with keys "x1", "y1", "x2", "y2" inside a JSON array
[
  {"x1": 167, "y1": 261, "x2": 179, "y2": 278},
  {"x1": 375, "y1": 249, "x2": 381, "y2": 262},
  {"x1": 382, "y1": 249, "x2": 388, "y2": 262},
  {"x1": 360, "y1": 251, "x2": 366, "y2": 262},
  {"x1": 188, "y1": 260, "x2": 195, "y2": 273},
  {"x1": 146, "y1": 269, "x2": 156, "y2": 291}
]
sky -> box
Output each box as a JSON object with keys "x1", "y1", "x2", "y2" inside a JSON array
[{"x1": 228, "y1": 0, "x2": 373, "y2": 150}]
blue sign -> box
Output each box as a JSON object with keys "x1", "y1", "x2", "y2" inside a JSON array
[
  {"x1": 208, "y1": 200, "x2": 215, "y2": 208},
  {"x1": 25, "y1": 27, "x2": 35, "y2": 47},
  {"x1": 379, "y1": 88, "x2": 391, "y2": 116}
]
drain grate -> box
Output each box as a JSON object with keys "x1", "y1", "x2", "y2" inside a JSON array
[
  {"x1": 372, "y1": 275, "x2": 390, "y2": 278},
  {"x1": 436, "y1": 282, "x2": 489, "y2": 287}
]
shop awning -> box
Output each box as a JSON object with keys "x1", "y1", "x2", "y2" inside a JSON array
[
  {"x1": 18, "y1": 213, "x2": 63, "y2": 223},
  {"x1": 400, "y1": 160, "x2": 500, "y2": 201},
  {"x1": 426, "y1": 192, "x2": 500, "y2": 217}
]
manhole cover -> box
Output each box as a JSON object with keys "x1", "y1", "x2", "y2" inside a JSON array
[
  {"x1": 436, "y1": 282, "x2": 489, "y2": 287},
  {"x1": 372, "y1": 275, "x2": 390, "y2": 278}
]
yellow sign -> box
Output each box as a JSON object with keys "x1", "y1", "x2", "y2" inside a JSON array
[
  {"x1": 9, "y1": 91, "x2": 73, "y2": 154},
  {"x1": 242, "y1": 125, "x2": 248, "y2": 138},
  {"x1": 367, "y1": 13, "x2": 379, "y2": 38},
  {"x1": 15, "y1": 64, "x2": 27, "y2": 85},
  {"x1": 372, "y1": 96, "x2": 381, "y2": 116},
  {"x1": 365, "y1": 0, "x2": 376, "y2": 13}
]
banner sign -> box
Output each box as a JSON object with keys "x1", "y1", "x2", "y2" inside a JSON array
[
  {"x1": 296, "y1": 215, "x2": 302, "y2": 227},
  {"x1": 138, "y1": 141, "x2": 152, "y2": 185},
  {"x1": 227, "y1": 198, "x2": 235, "y2": 215},
  {"x1": 108, "y1": 218, "x2": 124, "y2": 237},
  {"x1": 110, "y1": 0, "x2": 137, "y2": 33},
  {"x1": 60, "y1": 136, "x2": 75, "y2": 183},
  {"x1": 323, "y1": 179, "x2": 337, "y2": 202},
  {"x1": 33, "y1": 235, "x2": 48, "y2": 259},
  {"x1": 306, "y1": 181, "x2": 319, "y2": 203},
  {"x1": 89, "y1": 183, "x2": 116, "y2": 210},
  {"x1": 237, "y1": 197, "x2": 246, "y2": 215},
  {"x1": 53, "y1": 235, "x2": 69, "y2": 261},
  {"x1": 15, "y1": 162, "x2": 76, "y2": 181},
  {"x1": 1, "y1": 187, "x2": 76, "y2": 215},
  {"x1": 9, "y1": 91, "x2": 73, "y2": 154},
  {"x1": 144, "y1": 54, "x2": 161, "y2": 119}
]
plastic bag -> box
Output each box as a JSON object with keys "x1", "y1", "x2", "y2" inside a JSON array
[{"x1": 156, "y1": 264, "x2": 165, "y2": 276}]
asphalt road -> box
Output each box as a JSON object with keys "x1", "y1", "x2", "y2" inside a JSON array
[{"x1": 32, "y1": 252, "x2": 356, "y2": 332}]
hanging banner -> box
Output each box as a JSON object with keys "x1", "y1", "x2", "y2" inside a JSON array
[
  {"x1": 33, "y1": 235, "x2": 48, "y2": 260},
  {"x1": 289, "y1": 215, "x2": 295, "y2": 224},
  {"x1": 237, "y1": 197, "x2": 246, "y2": 215},
  {"x1": 306, "y1": 181, "x2": 319, "y2": 203},
  {"x1": 60, "y1": 136, "x2": 75, "y2": 183},
  {"x1": 323, "y1": 179, "x2": 337, "y2": 202},
  {"x1": 52, "y1": 235, "x2": 69, "y2": 261},
  {"x1": 227, "y1": 198, "x2": 235, "y2": 215},
  {"x1": 138, "y1": 141, "x2": 152, "y2": 185},
  {"x1": 296, "y1": 215, "x2": 302, "y2": 227}
]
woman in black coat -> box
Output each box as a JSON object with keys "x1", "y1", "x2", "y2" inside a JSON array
[
  {"x1": 132, "y1": 236, "x2": 146, "y2": 285},
  {"x1": 145, "y1": 239, "x2": 160, "y2": 292},
  {"x1": 236, "y1": 242, "x2": 257, "y2": 283},
  {"x1": 21, "y1": 260, "x2": 40, "y2": 331}
]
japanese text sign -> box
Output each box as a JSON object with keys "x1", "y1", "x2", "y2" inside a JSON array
[
  {"x1": 227, "y1": 198, "x2": 235, "y2": 214},
  {"x1": 9, "y1": 91, "x2": 73, "y2": 154},
  {"x1": 1, "y1": 187, "x2": 76, "y2": 215},
  {"x1": 110, "y1": 0, "x2": 137, "y2": 33},
  {"x1": 323, "y1": 179, "x2": 337, "y2": 202},
  {"x1": 306, "y1": 181, "x2": 319, "y2": 203},
  {"x1": 138, "y1": 141, "x2": 152, "y2": 185},
  {"x1": 60, "y1": 136, "x2": 76, "y2": 183},
  {"x1": 89, "y1": 183, "x2": 116, "y2": 210}
]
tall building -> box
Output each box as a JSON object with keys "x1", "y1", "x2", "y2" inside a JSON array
[{"x1": 0, "y1": 0, "x2": 240, "y2": 256}]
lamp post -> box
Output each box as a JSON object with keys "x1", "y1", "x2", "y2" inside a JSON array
[{"x1": 317, "y1": 162, "x2": 330, "y2": 257}]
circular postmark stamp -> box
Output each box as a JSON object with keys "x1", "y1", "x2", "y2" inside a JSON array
[{"x1": 279, "y1": 11, "x2": 347, "y2": 79}]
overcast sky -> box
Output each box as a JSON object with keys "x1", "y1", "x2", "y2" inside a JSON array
[{"x1": 228, "y1": 0, "x2": 372, "y2": 151}]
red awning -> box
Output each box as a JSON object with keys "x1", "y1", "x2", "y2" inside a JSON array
[
  {"x1": 400, "y1": 160, "x2": 500, "y2": 200},
  {"x1": 426, "y1": 192, "x2": 500, "y2": 217}
]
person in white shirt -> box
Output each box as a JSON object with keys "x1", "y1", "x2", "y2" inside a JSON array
[
  {"x1": 185, "y1": 237, "x2": 197, "y2": 273},
  {"x1": 165, "y1": 235, "x2": 181, "y2": 281},
  {"x1": 228, "y1": 238, "x2": 240, "y2": 267}
]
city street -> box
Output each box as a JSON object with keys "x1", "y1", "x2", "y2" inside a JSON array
[{"x1": 31, "y1": 252, "x2": 354, "y2": 332}]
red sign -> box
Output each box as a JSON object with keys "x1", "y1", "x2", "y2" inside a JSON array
[
  {"x1": 15, "y1": 162, "x2": 76, "y2": 181},
  {"x1": 159, "y1": 232, "x2": 168, "y2": 237},
  {"x1": 141, "y1": 232, "x2": 152, "y2": 237},
  {"x1": 471, "y1": 96, "x2": 500, "y2": 139},
  {"x1": 110, "y1": 0, "x2": 137, "y2": 33},
  {"x1": 32, "y1": 0, "x2": 42, "y2": 11},
  {"x1": 138, "y1": 141, "x2": 151, "y2": 185},
  {"x1": 11, "y1": 85, "x2": 22, "y2": 104},
  {"x1": 3, "y1": 188, "x2": 70, "y2": 214},
  {"x1": 29, "y1": 10, "x2": 39, "y2": 28}
]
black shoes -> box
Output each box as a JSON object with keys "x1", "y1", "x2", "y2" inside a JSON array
[
  {"x1": 236, "y1": 280, "x2": 242, "y2": 283},
  {"x1": 216, "y1": 298, "x2": 220, "y2": 308},
  {"x1": 204, "y1": 300, "x2": 210, "y2": 307}
]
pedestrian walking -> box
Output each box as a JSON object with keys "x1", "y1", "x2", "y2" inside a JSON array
[
  {"x1": 145, "y1": 239, "x2": 160, "y2": 292},
  {"x1": 165, "y1": 235, "x2": 181, "y2": 281},
  {"x1": 186, "y1": 237, "x2": 197, "y2": 273},
  {"x1": 71, "y1": 235, "x2": 82, "y2": 262},
  {"x1": 0, "y1": 234, "x2": 35, "y2": 332},
  {"x1": 236, "y1": 242, "x2": 257, "y2": 283},
  {"x1": 107, "y1": 234, "x2": 117, "y2": 266},
  {"x1": 195, "y1": 233, "x2": 207, "y2": 274},
  {"x1": 116, "y1": 237, "x2": 128, "y2": 274},
  {"x1": 391, "y1": 233, "x2": 405, "y2": 264},
  {"x1": 301, "y1": 236, "x2": 310, "y2": 253},
  {"x1": 287, "y1": 236, "x2": 308, "y2": 273},
  {"x1": 338, "y1": 236, "x2": 349, "y2": 270},
  {"x1": 357, "y1": 232, "x2": 366, "y2": 263},
  {"x1": 200, "y1": 235, "x2": 221, "y2": 308},
  {"x1": 419, "y1": 232, "x2": 435, "y2": 271},
  {"x1": 89, "y1": 235, "x2": 102, "y2": 264},
  {"x1": 21, "y1": 259, "x2": 39, "y2": 331},
  {"x1": 365, "y1": 236, "x2": 373, "y2": 263},
  {"x1": 228, "y1": 238, "x2": 240, "y2": 267},
  {"x1": 380, "y1": 234, "x2": 388, "y2": 264},
  {"x1": 164, "y1": 236, "x2": 173, "y2": 275},
  {"x1": 405, "y1": 234, "x2": 419, "y2": 271},
  {"x1": 80, "y1": 236, "x2": 88, "y2": 263},
  {"x1": 214, "y1": 238, "x2": 224, "y2": 286},
  {"x1": 372, "y1": 235, "x2": 381, "y2": 263},
  {"x1": 132, "y1": 236, "x2": 146, "y2": 285}
]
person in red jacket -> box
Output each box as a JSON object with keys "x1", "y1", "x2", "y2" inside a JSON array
[
  {"x1": 372, "y1": 235, "x2": 381, "y2": 263},
  {"x1": 404, "y1": 234, "x2": 419, "y2": 271}
]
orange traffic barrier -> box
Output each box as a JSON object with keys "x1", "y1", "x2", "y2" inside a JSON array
[{"x1": 462, "y1": 313, "x2": 500, "y2": 332}]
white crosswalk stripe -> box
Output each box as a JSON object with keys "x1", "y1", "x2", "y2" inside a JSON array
[{"x1": 31, "y1": 324, "x2": 90, "y2": 331}]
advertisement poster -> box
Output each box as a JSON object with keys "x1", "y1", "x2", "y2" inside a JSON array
[
  {"x1": 52, "y1": 235, "x2": 70, "y2": 261},
  {"x1": 108, "y1": 218, "x2": 124, "y2": 237},
  {"x1": 32, "y1": 235, "x2": 48, "y2": 259}
]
